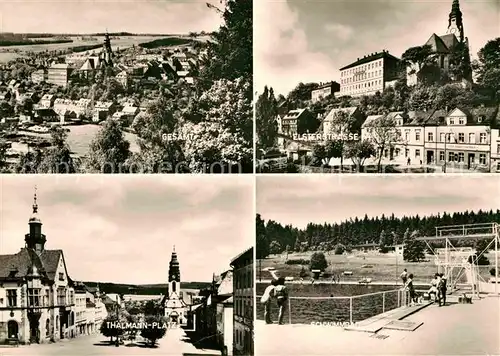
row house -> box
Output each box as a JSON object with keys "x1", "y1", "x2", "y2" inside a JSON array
[
  {"x1": 361, "y1": 106, "x2": 500, "y2": 171},
  {"x1": 231, "y1": 247, "x2": 253, "y2": 356}
]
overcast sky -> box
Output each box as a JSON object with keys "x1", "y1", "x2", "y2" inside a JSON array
[
  {"x1": 257, "y1": 175, "x2": 500, "y2": 228},
  {"x1": 0, "y1": 175, "x2": 253, "y2": 285},
  {"x1": 0, "y1": 0, "x2": 222, "y2": 34},
  {"x1": 255, "y1": 0, "x2": 500, "y2": 95}
]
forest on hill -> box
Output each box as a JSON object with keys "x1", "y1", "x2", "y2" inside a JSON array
[
  {"x1": 256, "y1": 209, "x2": 500, "y2": 259},
  {"x1": 82, "y1": 281, "x2": 212, "y2": 295}
]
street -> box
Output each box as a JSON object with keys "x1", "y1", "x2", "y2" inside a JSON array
[{"x1": 0, "y1": 328, "x2": 221, "y2": 356}]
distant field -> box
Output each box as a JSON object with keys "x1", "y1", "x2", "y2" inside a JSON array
[
  {"x1": 0, "y1": 35, "x2": 181, "y2": 62},
  {"x1": 258, "y1": 251, "x2": 496, "y2": 284}
]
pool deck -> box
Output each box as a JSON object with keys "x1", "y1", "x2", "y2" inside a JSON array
[{"x1": 256, "y1": 295, "x2": 500, "y2": 355}]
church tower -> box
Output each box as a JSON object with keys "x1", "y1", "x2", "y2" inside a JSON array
[
  {"x1": 168, "y1": 246, "x2": 181, "y2": 294},
  {"x1": 101, "y1": 31, "x2": 113, "y2": 67},
  {"x1": 24, "y1": 187, "x2": 46, "y2": 254},
  {"x1": 447, "y1": 0, "x2": 464, "y2": 43}
]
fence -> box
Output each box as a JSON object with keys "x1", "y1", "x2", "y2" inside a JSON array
[{"x1": 257, "y1": 289, "x2": 409, "y2": 325}]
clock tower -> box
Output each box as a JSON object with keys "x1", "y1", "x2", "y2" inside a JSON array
[{"x1": 447, "y1": 0, "x2": 464, "y2": 43}]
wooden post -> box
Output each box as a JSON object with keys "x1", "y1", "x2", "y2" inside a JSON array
[
  {"x1": 349, "y1": 298, "x2": 353, "y2": 324},
  {"x1": 288, "y1": 298, "x2": 292, "y2": 324}
]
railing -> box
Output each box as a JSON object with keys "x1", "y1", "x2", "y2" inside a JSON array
[
  {"x1": 257, "y1": 289, "x2": 409, "y2": 325},
  {"x1": 435, "y1": 223, "x2": 497, "y2": 238}
]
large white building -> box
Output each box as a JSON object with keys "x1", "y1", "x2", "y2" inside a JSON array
[{"x1": 339, "y1": 51, "x2": 401, "y2": 97}]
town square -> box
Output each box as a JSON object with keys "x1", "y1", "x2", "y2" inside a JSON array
[{"x1": 0, "y1": 175, "x2": 254, "y2": 355}]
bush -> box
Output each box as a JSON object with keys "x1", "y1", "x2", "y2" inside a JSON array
[
  {"x1": 379, "y1": 246, "x2": 390, "y2": 253},
  {"x1": 334, "y1": 244, "x2": 345, "y2": 255},
  {"x1": 490, "y1": 268, "x2": 498, "y2": 276},
  {"x1": 299, "y1": 266, "x2": 309, "y2": 278},
  {"x1": 310, "y1": 252, "x2": 328, "y2": 271},
  {"x1": 285, "y1": 259, "x2": 310, "y2": 265}
]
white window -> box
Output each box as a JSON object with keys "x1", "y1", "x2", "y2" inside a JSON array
[
  {"x1": 458, "y1": 133, "x2": 464, "y2": 143},
  {"x1": 459, "y1": 118, "x2": 465, "y2": 125},
  {"x1": 440, "y1": 133, "x2": 445, "y2": 142},
  {"x1": 469, "y1": 133, "x2": 475, "y2": 143},
  {"x1": 497, "y1": 144, "x2": 500, "y2": 154},
  {"x1": 415, "y1": 131, "x2": 421, "y2": 141},
  {"x1": 479, "y1": 154, "x2": 486, "y2": 165},
  {"x1": 405, "y1": 148, "x2": 409, "y2": 157},
  {"x1": 458, "y1": 152, "x2": 464, "y2": 162},
  {"x1": 439, "y1": 151, "x2": 445, "y2": 161},
  {"x1": 415, "y1": 149, "x2": 420, "y2": 158},
  {"x1": 480, "y1": 133, "x2": 487, "y2": 144},
  {"x1": 428, "y1": 132, "x2": 434, "y2": 142},
  {"x1": 448, "y1": 152, "x2": 454, "y2": 161},
  {"x1": 450, "y1": 119, "x2": 455, "y2": 125}
]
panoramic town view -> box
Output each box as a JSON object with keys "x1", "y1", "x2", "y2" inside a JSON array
[
  {"x1": 256, "y1": 175, "x2": 499, "y2": 355},
  {"x1": 255, "y1": 0, "x2": 500, "y2": 173},
  {"x1": 0, "y1": 0, "x2": 252, "y2": 174},
  {"x1": 0, "y1": 175, "x2": 254, "y2": 355}
]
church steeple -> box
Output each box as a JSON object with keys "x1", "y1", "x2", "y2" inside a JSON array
[
  {"x1": 168, "y1": 247, "x2": 180, "y2": 283},
  {"x1": 25, "y1": 186, "x2": 46, "y2": 253},
  {"x1": 447, "y1": 0, "x2": 464, "y2": 42}
]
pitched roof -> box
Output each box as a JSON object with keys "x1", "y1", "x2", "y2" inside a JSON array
[
  {"x1": 323, "y1": 106, "x2": 358, "y2": 122},
  {"x1": 283, "y1": 108, "x2": 306, "y2": 120},
  {"x1": 340, "y1": 51, "x2": 400, "y2": 71},
  {"x1": 362, "y1": 114, "x2": 385, "y2": 128},
  {"x1": 0, "y1": 248, "x2": 62, "y2": 281},
  {"x1": 439, "y1": 34, "x2": 459, "y2": 50},
  {"x1": 425, "y1": 34, "x2": 450, "y2": 53}
]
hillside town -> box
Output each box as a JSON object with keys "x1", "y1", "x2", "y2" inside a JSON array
[
  {"x1": 0, "y1": 188, "x2": 254, "y2": 355},
  {"x1": 256, "y1": 0, "x2": 500, "y2": 174},
  {"x1": 0, "y1": 0, "x2": 253, "y2": 174}
]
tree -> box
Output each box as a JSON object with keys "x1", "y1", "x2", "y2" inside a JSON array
[
  {"x1": 181, "y1": 78, "x2": 252, "y2": 173},
  {"x1": 311, "y1": 143, "x2": 328, "y2": 166},
  {"x1": 140, "y1": 315, "x2": 167, "y2": 347},
  {"x1": 144, "y1": 300, "x2": 163, "y2": 316},
  {"x1": 38, "y1": 125, "x2": 76, "y2": 173},
  {"x1": 256, "y1": 214, "x2": 269, "y2": 259},
  {"x1": 100, "y1": 315, "x2": 124, "y2": 342},
  {"x1": 269, "y1": 240, "x2": 282, "y2": 255},
  {"x1": 334, "y1": 244, "x2": 345, "y2": 255},
  {"x1": 408, "y1": 85, "x2": 438, "y2": 111},
  {"x1": 299, "y1": 266, "x2": 308, "y2": 278},
  {"x1": 256, "y1": 86, "x2": 279, "y2": 150},
  {"x1": 84, "y1": 119, "x2": 131, "y2": 173},
  {"x1": 474, "y1": 38, "x2": 500, "y2": 101},
  {"x1": 344, "y1": 140, "x2": 375, "y2": 172},
  {"x1": 0, "y1": 139, "x2": 10, "y2": 172},
  {"x1": 326, "y1": 110, "x2": 357, "y2": 170},
  {"x1": 403, "y1": 230, "x2": 425, "y2": 262},
  {"x1": 310, "y1": 252, "x2": 328, "y2": 271},
  {"x1": 363, "y1": 115, "x2": 401, "y2": 172},
  {"x1": 401, "y1": 44, "x2": 435, "y2": 73},
  {"x1": 131, "y1": 95, "x2": 185, "y2": 173},
  {"x1": 287, "y1": 82, "x2": 319, "y2": 106},
  {"x1": 199, "y1": 0, "x2": 252, "y2": 86},
  {"x1": 379, "y1": 230, "x2": 389, "y2": 253},
  {"x1": 472, "y1": 239, "x2": 490, "y2": 265}
]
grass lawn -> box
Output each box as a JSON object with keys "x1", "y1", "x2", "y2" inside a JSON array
[{"x1": 257, "y1": 250, "x2": 496, "y2": 284}]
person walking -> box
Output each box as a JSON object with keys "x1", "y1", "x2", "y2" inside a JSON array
[
  {"x1": 261, "y1": 280, "x2": 277, "y2": 324},
  {"x1": 439, "y1": 273, "x2": 447, "y2": 306},
  {"x1": 400, "y1": 269, "x2": 408, "y2": 285},
  {"x1": 404, "y1": 273, "x2": 418, "y2": 306},
  {"x1": 274, "y1": 277, "x2": 289, "y2": 325}
]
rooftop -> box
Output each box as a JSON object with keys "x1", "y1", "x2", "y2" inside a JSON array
[{"x1": 340, "y1": 51, "x2": 400, "y2": 71}]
